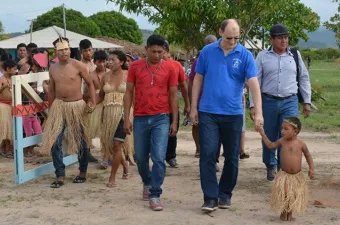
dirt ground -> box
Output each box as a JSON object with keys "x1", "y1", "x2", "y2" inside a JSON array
[{"x1": 0, "y1": 131, "x2": 339, "y2": 225}]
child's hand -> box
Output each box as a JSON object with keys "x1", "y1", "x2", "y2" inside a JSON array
[
  {"x1": 258, "y1": 126, "x2": 265, "y2": 136},
  {"x1": 309, "y1": 169, "x2": 315, "y2": 179}
]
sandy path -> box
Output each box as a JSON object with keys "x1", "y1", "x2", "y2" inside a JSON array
[{"x1": 0, "y1": 131, "x2": 339, "y2": 225}]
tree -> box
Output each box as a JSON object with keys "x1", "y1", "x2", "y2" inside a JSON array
[
  {"x1": 108, "y1": 0, "x2": 320, "y2": 49},
  {"x1": 90, "y1": 11, "x2": 143, "y2": 44},
  {"x1": 324, "y1": 0, "x2": 340, "y2": 48},
  {"x1": 33, "y1": 7, "x2": 101, "y2": 37},
  {"x1": 0, "y1": 20, "x2": 10, "y2": 41}
]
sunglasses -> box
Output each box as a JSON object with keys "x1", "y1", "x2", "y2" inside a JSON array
[{"x1": 225, "y1": 37, "x2": 240, "y2": 40}]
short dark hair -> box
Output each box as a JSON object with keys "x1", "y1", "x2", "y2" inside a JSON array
[
  {"x1": 284, "y1": 117, "x2": 302, "y2": 133},
  {"x1": 17, "y1": 43, "x2": 26, "y2": 50},
  {"x1": 220, "y1": 19, "x2": 240, "y2": 32},
  {"x1": 39, "y1": 48, "x2": 48, "y2": 53},
  {"x1": 93, "y1": 50, "x2": 108, "y2": 62},
  {"x1": 146, "y1": 34, "x2": 165, "y2": 48},
  {"x1": 3, "y1": 59, "x2": 17, "y2": 70},
  {"x1": 0, "y1": 52, "x2": 12, "y2": 62},
  {"x1": 27, "y1": 42, "x2": 38, "y2": 50},
  {"x1": 109, "y1": 50, "x2": 128, "y2": 70},
  {"x1": 0, "y1": 48, "x2": 7, "y2": 58},
  {"x1": 164, "y1": 40, "x2": 170, "y2": 52},
  {"x1": 53, "y1": 37, "x2": 69, "y2": 48},
  {"x1": 79, "y1": 39, "x2": 92, "y2": 50}
]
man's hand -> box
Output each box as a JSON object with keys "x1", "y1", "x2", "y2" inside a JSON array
[
  {"x1": 85, "y1": 101, "x2": 95, "y2": 113},
  {"x1": 303, "y1": 104, "x2": 311, "y2": 118},
  {"x1": 258, "y1": 126, "x2": 265, "y2": 136},
  {"x1": 169, "y1": 122, "x2": 178, "y2": 136},
  {"x1": 309, "y1": 168, "x2": 315, "y2": 179},
  {"x1": 190, "y1": 108, "x2": 198, "y2": 126},
  {"x1": 254, "y1": 113, "x2": 264, "y2": 132},
  {"x1": 184, "y1": 103, "x2": 190, "y2": 116},
  {"x1": 249, "y1": 107, "x2": 255, "y2": 121},
  {"x1": 124, "y1": 120, "x2": 132, "y2": 135}
]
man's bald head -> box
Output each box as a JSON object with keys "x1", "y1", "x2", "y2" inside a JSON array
[
  {"x1": 204, "y1": 35, "x2": 217, "y2": 45},
  {"x1": 220, "y1": 19, "x2": 240, "y2": 32}
]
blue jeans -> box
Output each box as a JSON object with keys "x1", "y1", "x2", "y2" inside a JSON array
[
  {"x1": 262, "y1": 94, "x2": 298, "y2": 169},
  {"x1": 52, "y1": 125, "x2": 89, "y2": 178},
  {"x1": 133, "y1": 114, "x2": 170, "y2": 198},
  {"x1": 199, "y1": 112, "x2": 243, "y2": 201}
]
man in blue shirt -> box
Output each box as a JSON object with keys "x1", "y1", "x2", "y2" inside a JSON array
[{"x1": 190, "y1": 19, "x2": 263, "y2": 212}]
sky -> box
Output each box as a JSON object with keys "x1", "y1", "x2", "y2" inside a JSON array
[{"x1": 0, "y1": 0, "x2": 338, "y2": 33}]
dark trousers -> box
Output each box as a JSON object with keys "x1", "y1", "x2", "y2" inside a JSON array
[
  {"x1": 199, "y1": 112, "x2": 243, "y2": 201},
  {"x1": 166, "y1": 111, "x2": 180, "y2": 161},
  {"x1": 52, "y1": 125, "x2": 89, "y2": 178}
]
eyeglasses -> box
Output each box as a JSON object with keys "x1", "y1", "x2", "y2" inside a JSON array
[{"x1": 225, "y1": 37, "x2": 240, "y2": 40}]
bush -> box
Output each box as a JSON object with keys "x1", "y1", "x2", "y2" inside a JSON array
[{"x1": 300, "y1": 48, "x2": 340, "y2": 60}]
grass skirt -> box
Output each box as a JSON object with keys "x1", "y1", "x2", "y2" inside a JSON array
[
  {"x1": 89, "y1": 102, "x2": 103, "y2": 139},
  {"x1": 41, "y1": 99, "x2": 90, "y2": 155},
  {"x1": 123, "y1": 133, "x2": 134, "y2": 162},
  {"x1": 0, "y1": 103, "x2": 12, "y2": 142},
  {"x1": 101, "y1": 105, "x2": 122, "y2": 160},
  {"x1": 270, "y1": 170, "x2": 308, "y2": 214}
]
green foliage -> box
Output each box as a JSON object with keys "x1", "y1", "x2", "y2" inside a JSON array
[
  {"x1": 311, "y1": 84, "x2": 324, "y2": 102},
  {"x1": 300, "y1": 48, "x2": 340, "y2": 60},
  {"x1": 324, "y1": 0, "x2": 340, "y2": 48},
  {"x1": 0, "y1": 20, "x2": 3, "y2": 33},
  {"x1": 0, "y1": 34, "x2": 11, "y2": 41},
  {"x1": 33, "y1": 7, "x2": 101, "y2": 37},
  {"x1": 108, "y1": 0, "x2": 320, "y2": 49},
  {"x1": 89, "y1": 11, "x2": 143, "y2": 44}
]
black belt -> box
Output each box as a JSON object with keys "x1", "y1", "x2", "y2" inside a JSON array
[{"x1": 262, "y1": 93, "x2": 296, "y2": 100}]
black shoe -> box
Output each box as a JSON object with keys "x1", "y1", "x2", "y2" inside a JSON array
[
  {"x1": 201, "y1": 200, "x2": 218, "y2": 212},
  {"x1": 166, "y1": 158, "x2": 179, "y2": 168},
  {"x1": 88, "y1": 152, "x2": 98, "y2": 163},
  {"x1": 218, "y1": 198, "x2": 231, "y2": 209},
  {"x1": 267, "y1": 167, "x2": 277, "y2": 182}
]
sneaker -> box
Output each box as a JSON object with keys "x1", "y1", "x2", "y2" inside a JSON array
[
  {"x1": 88, "y1": 152, "x2": 98, "y2": 163},
  {"x1": 215, "y1": 163, "x2": 220, "y2": 172},
  {"x1": 218, "y1": 198, "x2": 231, "y2": 209},
  {"x1": 201, "y1": 200, "x2": 218, "y2": 212},
  {"x1": 267, "y1": 167, "x2": 277, "y2": 182},
  {"x1": 149, "y1": 197, "x2": 163, "y2": 211},
  {"x1": 167, "y1": 158, "x2": 179, "y2": 168},
  {"x1": 143, "y1": 185, "x2": 151, "y2": 201}
]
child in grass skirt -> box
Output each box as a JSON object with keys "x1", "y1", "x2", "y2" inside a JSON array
[{"x1": 259, "y1": 117, "x2": 315, "y2": 221}]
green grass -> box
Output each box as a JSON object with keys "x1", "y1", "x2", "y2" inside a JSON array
[
  {"x1": 301, "y1": 60, "x2": 340, "y2": 132},
  {"x1": 178, "y1": 60, "x2": 340, "y2": 132}
]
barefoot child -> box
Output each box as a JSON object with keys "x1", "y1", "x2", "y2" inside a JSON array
[
  {"x1": 259, "y1": 117, "x2": 315, "y2": 221},
  {"x1": 0, "y1": 59, "x2": 17, "y2": 158}
]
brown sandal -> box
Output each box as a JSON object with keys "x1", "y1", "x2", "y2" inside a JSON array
[
  {"x1": 240, "y1": 152, "x2": 250, "y2": 159},
  {"x1": 122, "y1": 173, "x2": 132, "y2": 180},
  {"x1": 106, "y1": 182, "x2": 117, "y2": 188}
]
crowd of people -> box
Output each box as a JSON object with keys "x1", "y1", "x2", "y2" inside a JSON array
[{"x1": 0, "y1": 18, "x2": 316, "y2": 221}]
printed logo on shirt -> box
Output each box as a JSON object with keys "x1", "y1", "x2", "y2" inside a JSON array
[{"x1": 232, "y1": 58, "x2": 242, "y2": 70}]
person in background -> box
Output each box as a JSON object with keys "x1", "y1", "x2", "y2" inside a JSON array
[
  {"x1": 163, "y1": 41, "x2": 190, "y2": 168},
  {"x1": 79, "y1": 39, "x2": 98, "y2": 163},
  {"x1": 18, "y1": 42, "x2": 38, "y2": 74},
  {"x1": 15, "y1": 43, "x2": 27, "y2": 66},
  {"x1": 0, "y1": 49, "x2": 12, "y2": 77},
  {"x1": 0, "y1": 59, "x2": 17, "y2": 158}
]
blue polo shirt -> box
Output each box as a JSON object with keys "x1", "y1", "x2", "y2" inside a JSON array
[{"x1": 195, "y1": 40, "x2": 257, "y2": 115}]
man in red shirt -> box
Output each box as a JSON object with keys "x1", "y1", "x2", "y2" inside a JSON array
[
  {"x1": 163, "y1": 41, "x2": 190, "y2": 168},
  {"x1": 124, "y1": 35, "x2": 179, "y2": 211}
]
